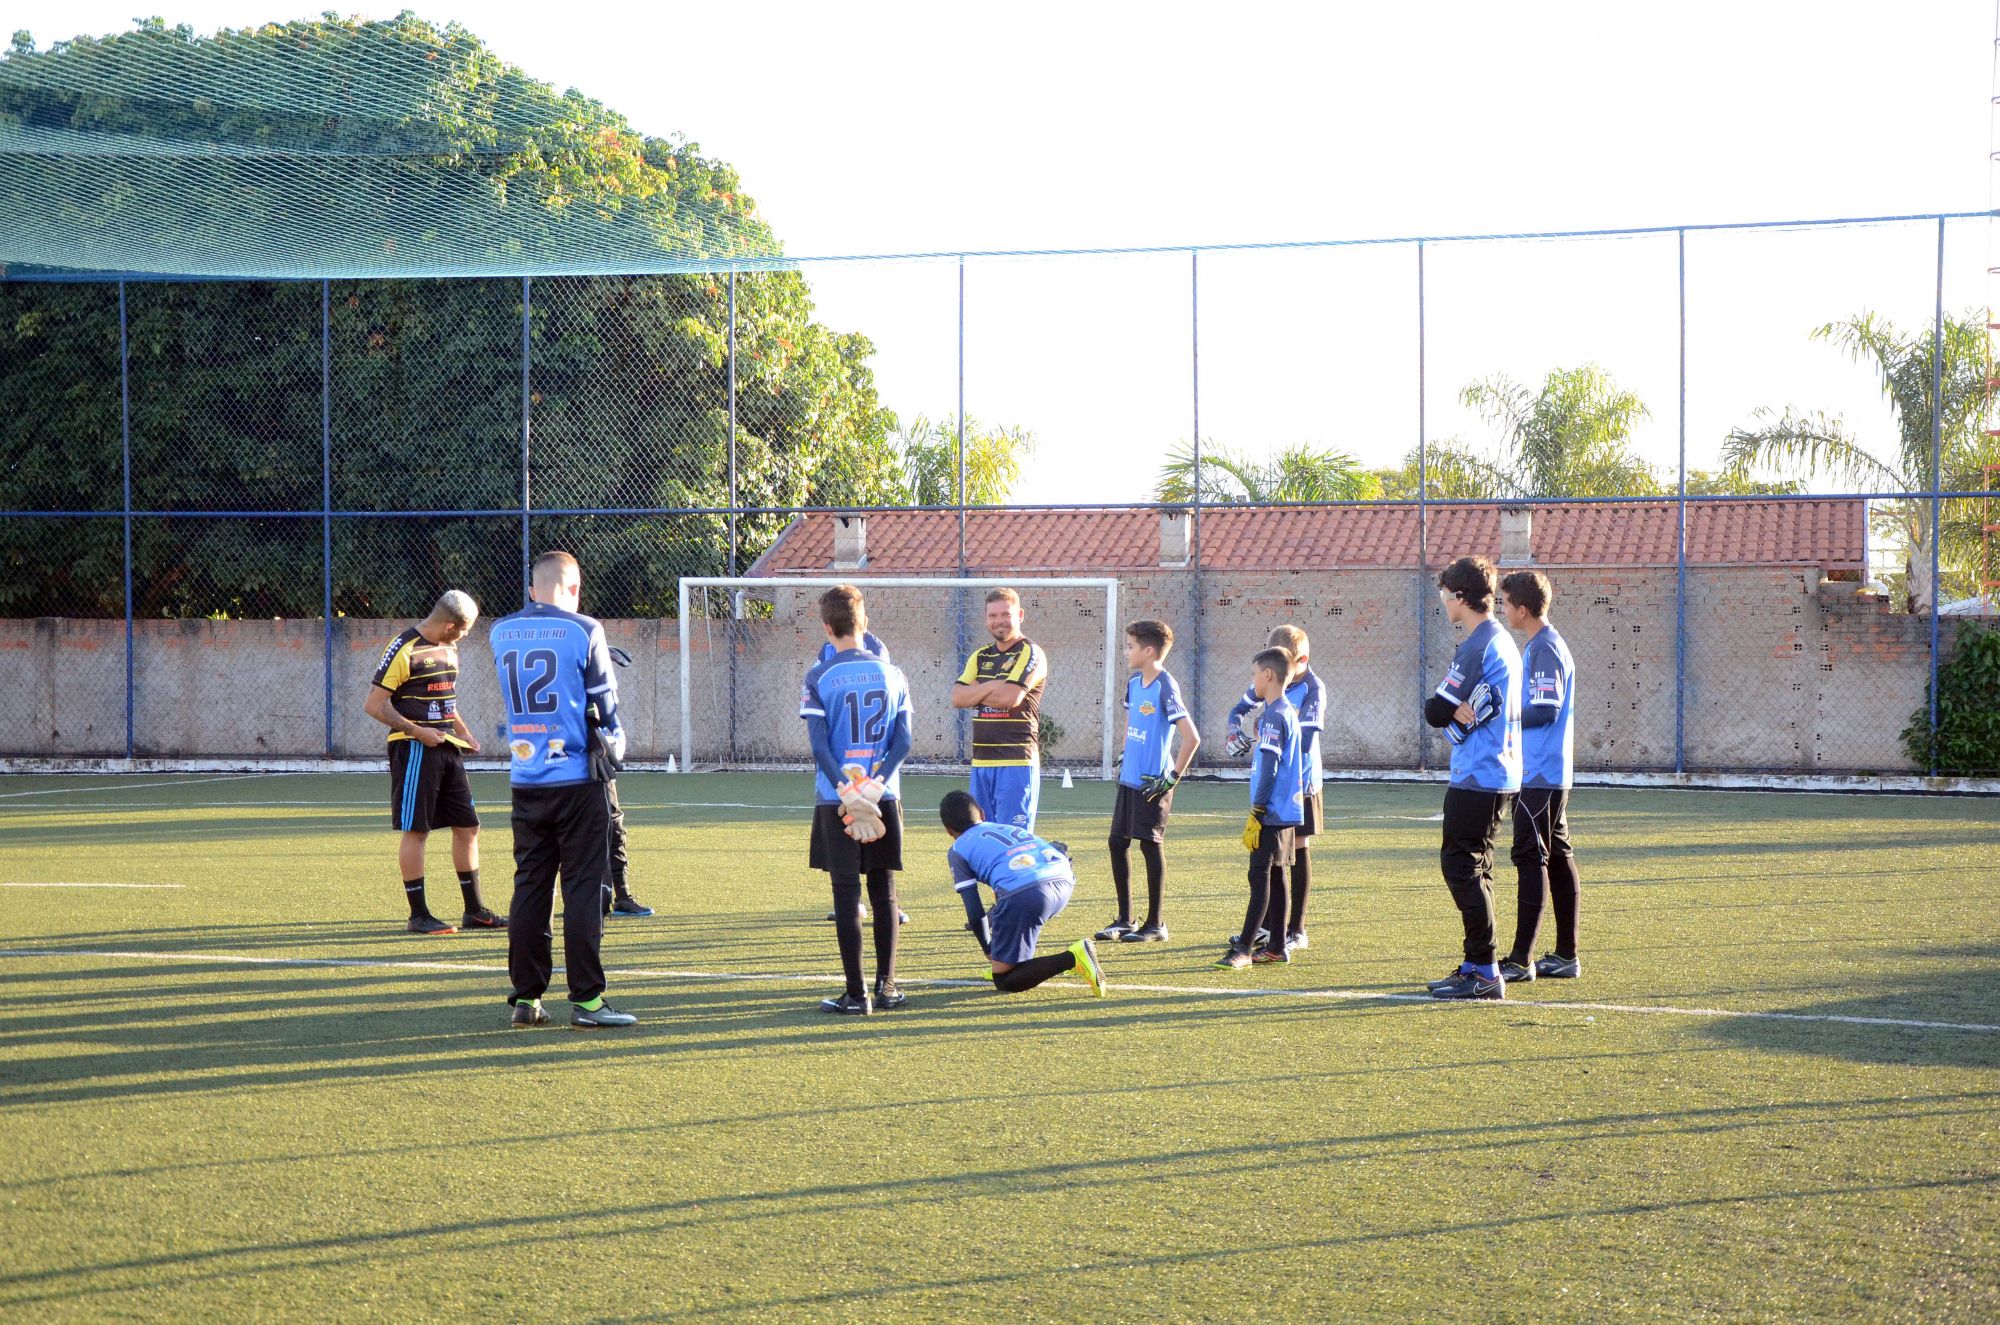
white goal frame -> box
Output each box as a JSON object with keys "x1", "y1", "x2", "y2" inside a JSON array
[{"x1": 677, "y1": 576, "x2": 1121, "y2": 779}]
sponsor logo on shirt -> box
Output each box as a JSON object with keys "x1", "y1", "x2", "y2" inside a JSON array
[
  {"x1": 509, "y1": 740, "x2": 534, "y2": 761},
  {"x1": 1137, "y1": 700, "x2": 1156, "y2": 716},
  {"x1": 546, "y1": 737, "x2": 567, "y2": 762},
  {"x1": 1531, "y1": 676, "x2": 1560, "y2": 704}
]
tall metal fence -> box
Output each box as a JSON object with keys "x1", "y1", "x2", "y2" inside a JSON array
[{"x1": 3, "y1": 211, "x2": 1996, "y2": 777}]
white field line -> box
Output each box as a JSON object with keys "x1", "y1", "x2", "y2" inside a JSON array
[
  {"x1": 0, "y1": 883, "x2": 186, "y2": 890},
  {"x1": 0, "y1": 947, "x2": 1993, "y2": 1035},
  {"x1": 0, "y1": 775, "x2": 262, "y2": 800}
]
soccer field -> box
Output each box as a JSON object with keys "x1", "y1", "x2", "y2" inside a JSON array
[{"x1": 0, "y1": 772, "x2": 1995, "y2": 1323}]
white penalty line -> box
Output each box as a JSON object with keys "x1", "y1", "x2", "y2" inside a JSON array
[
  {"x1": 0, "y1": 947, "x2": 1993, "y2": 1035},
  {"x1": 0, "y1": 883, "x2": 187, "y2": 890},
  {"x1": 0, "y1": 775, "x2": 264, "y2": 800}
]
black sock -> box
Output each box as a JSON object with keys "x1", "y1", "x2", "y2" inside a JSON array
[
  {"x1": 1137, "y1": 839, "x2": 1164, "y2": 927},
  {"x1": 1288, "y1": 847, "x2": 1311, "y2": 934},
  {"x1": 403, "y1": 877, "x2": 428, "y2": 918},
  {"x1": 1107, "y1": 835, "x2": 1132, "y2": 923},
  {"x1": 1549, "y1": 851, "x2": 1580, "y2": 957},
  {"x1": 1262, "y1": 862, "x2": 1286, "y2": 938},
  {"x1": 1509, "y1": 863, "x2": 1546, "y2": 963},
  {"x1": 830, "y1": 874, "x2": 864, "y2": 997},
  {"x1": 993, "y1": 949, "x2": 1077, "y2": 993},
  {"x1": 457, "y1": 870, "x2": 482, "y2": 913},
  {"x1": 865, "y1": 869, "x2": 898, "y2": 987}
]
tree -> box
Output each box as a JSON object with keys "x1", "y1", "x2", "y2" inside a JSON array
[
  {"x1": 1440, "y1": 364, "x2": 1662, "y2": 498},
  {"x1": 1721, "y1": 312, "x2": 1996, "y2": 611},
  {"x1": 897, "y1": 415, "x2": 1036, "y2": 507},
  {"x1": 1154, "y1": 441, "x2": 1380, "y2": 504}
]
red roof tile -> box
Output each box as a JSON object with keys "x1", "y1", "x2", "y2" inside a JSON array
[{"x1": 749, "y1": 500, "x2": 1867, "y2": 575}]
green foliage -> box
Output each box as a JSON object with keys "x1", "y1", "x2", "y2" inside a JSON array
[
  {"x1": 1903, "y1": 623, "x2": 2000, "y2": 776},
  {"x1": 1155, "y1": 441, "x2": 1381, "y2": 504},
  {"x1": 1036, "y1": 713, "x2": 1064, "y2": 754},
  {"x1": 1444, "y1": 364, "x2": 1662, "y2": 498},
  {"x1": 1723, "y1": 311, "x2": 1997, "y2": 608},
  {"x1": 897, "y1": 415, "x2": 1035, "y2": 507}
]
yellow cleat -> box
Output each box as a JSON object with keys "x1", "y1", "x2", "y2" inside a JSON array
[{"x1": 1069, "y1": 938, "x2": 1107, "y2": 997}]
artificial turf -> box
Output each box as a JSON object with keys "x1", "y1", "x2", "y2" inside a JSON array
[{"x1": 0, "y1": 771, "x2": 1995, "y2": 1322}]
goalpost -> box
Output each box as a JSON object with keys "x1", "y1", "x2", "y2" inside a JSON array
[{"x1": 676, "y1": 577, "x2": 1121, "y2": 779}]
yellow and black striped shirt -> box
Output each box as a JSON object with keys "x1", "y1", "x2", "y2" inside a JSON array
[
  {"x1": 958, "y1": 637, "x2": 1048, "y2": 766},
  {"x1": 370, "y1": 628, "x2": 461, "y2": 744}
]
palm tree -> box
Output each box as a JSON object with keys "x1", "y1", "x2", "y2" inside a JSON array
[
  {"x1": 896, "y1": 414, "x2": 1035, "y2": 507},
  {"x1": 1154, "y1": 441, "x2": 1380, "y2": 504},
  {"x1": 1434, "y1": 363, "x2": 1662, "y2": 498},
  {"x1": 1721, "y1": 311, "x2": 1996, "y2": 610}
]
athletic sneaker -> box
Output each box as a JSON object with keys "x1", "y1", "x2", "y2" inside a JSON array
[
  {"x1": 873, "y1": 979, "x2": 908, "y2": 1010},
  {"x1": 571, "y1": 1000, "x2": 638, "y2": 1028},
  {"x1": 461, "y1": 907, "x2": 507, "y2": 930},
  {"x1": 826, "y1": 905, "x2": 907, "y2": 923},
  {"x1": 820, "y1": 990, "x2": 872, "y2": 1015},
  {"x1": 1215, "y1": 948, "x2": 1254, "y2": 970},
  {"x1": 1427, "y1": 966, "x2": 1469, "y2": 991},
  {"x1": 1286, "y1": 930, "x2": 1309, "y2": 952},
  {"x1": 1252, "y1": 946, "x2": 1290, "y2": 965},
  {"x1": 1094, "y1": 919, "x2": 1137, "y2": 942},
  {"x1": 1120, "y1": 922, "x2": 1169, "y2": 943},
  {"x1": 608, "y1": 894, "x2": 655, "y2": 919},
  {"x1": 1535, "y1": 953, "x2": 1581, "y2": 979},
  {"x1": 406, "y1": 914, "x2": 456, "y2": 936},
  {"x1": 1228, "y1": 927, "x2": 1271, "y2": 949},
  {"x1": 509, "y1": 999, "x2": 548, "y2": 1029},
  {"x1": 1497, "y1": 957, "x2": 1535, "y2": 983},
  {"x1": 1069, "y1": 938, "x2": 1107, "y2": 997},
  {"x1": 1430, "y1": 969, "x2": 1505, "y2": 1001}
]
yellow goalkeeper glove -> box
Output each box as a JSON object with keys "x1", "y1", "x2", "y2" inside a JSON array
[{"x1": 1241, "y1": 811, "x2": 1264, "y2": 852}]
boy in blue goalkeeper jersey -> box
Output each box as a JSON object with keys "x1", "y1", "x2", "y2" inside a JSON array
[
  {"x1": 816, "y1": 629, "x2": 903, "y2": 927},
  {"x1": 1225, "y1": 624, "x2": 1325, "y2": 952},
  {"x1": 1422, "y1": 556, "x2": 1523, "y2": 1000},
  {"x1": 941, "y1": 791, "x2": 1106, "y2": 996},
  {"x1": 1498, "y1": 569, "x2": 1582, "y2": 984},
  {"x1": 800, "y1": 586, "x2": 915, "y2": 1015},
  {"x1": 489, "y1": 551, "x2": 634, "y2": 1029},
  {"x1": 1094, "y1": 619, "x2": 1200, "y2": 945},
  {"x1": 1218, "y1": 647, "x2": 1307, "y2": 970}
]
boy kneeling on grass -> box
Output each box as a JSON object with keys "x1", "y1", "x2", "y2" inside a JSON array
[{"x1": 941, "y1": 791, "x2": 1107, "y2": 996}]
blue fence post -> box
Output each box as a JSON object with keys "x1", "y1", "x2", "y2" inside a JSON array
[
  {"x1": 954, "y1": 256, "x2": 968, "y2": 765},
  {"x1": 1414, "y1": 241, "x2": 1428, "y2": 774},
  {"x1": 322, "y1": 280, "x2": 334, "y2": 758},
  {"x1": 520, "y1": 276, "x2": 532, "y2": 605},
  {"x1": 727, "y1": 268, "x2": 738, "y2": 577},
  {"x1": 1927, "y1": 215, "x2": 1945, "y2": 776},
  {"x1": 1190, "y1": 249, "x2": 1204, "y2": 742},
  {"x1": 1675, "y1": 229, "x2": 1688, "y2": 775},
  {"x1": 119, "y1": 280, "x2": 133, "y2": 761}
]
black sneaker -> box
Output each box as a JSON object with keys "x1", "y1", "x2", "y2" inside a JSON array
[
  {"x1": 1228, "y1": 927, "x2": 1271, "y2": 949},
  {"x1": 571, "y1": 1000, "x2": 638, "y2": 1028},
  {"x1": 873, "y1": 980, "x2": 907, "y2": 1010},
  {"x1": 1497, "y1": 957, "x2": 1535, "y2": 983},
  {"x1": 406, "y1": 914, "x2": 456, "y2": 936},
  {"x1": 510, "y1": 999, "x2": 548, "y2": 1028},
  {"x1": 1215, "y1": 948, "x2": 1254, "y2": 970},
  {"x1": 1120, "y1": 922, "x2": 1169, "y2": 943},
  {"x1": 608, "y1": 894, "x2": 655, "y2": 919},
  {"x1": 1426, "y1": 966, "x2": 1468, "y2": 991},
  {"x1": 1430, "y1": 969, "x2": 1505, "y2": 1000},
  {"x1": 1251, "y1": 946, "x2": 1290, "y2": 965},
  {"x1": 1535, "y1": 953, "x2": 1581, "y2": 979},
  {"x1": 462, "y1": 907, "x2": 507, "y2": 930},
  {"x1": 820, "y1": 990, "x2": 872, "y2": 1015},
  {"x1": 1094, "y1": 918, "x2": 1137, "y2": 942}
]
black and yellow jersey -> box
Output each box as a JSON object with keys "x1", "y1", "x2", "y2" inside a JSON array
[
  {"x1": 370, "y1": 627, "x2": 461, "y2": 744},
  {"x1": 957, "y1": 637, "x2": 1048, "y2": 766}
]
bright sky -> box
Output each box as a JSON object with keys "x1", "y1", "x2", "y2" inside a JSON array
[{"x1": 20, "y1": 1, "x2": 1996, "y2": 502}]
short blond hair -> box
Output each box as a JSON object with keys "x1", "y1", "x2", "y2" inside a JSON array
[
  {"x1": 1267, "y1": 624, "x2": 1308, "y2": 658},
  {"x1": 430, "y1": 590, "x2": 478, "y2": 626}
]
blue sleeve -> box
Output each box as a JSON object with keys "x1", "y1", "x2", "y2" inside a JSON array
[
  {"x1": 1249, "y1": 745, "x2": 1277, "y2": 811},
  {"x1": 1435, "y1": 637, "x2": 1477, "y2": 705},
  {"x1": 877, "y1": 706, "x2": 913, "y2": 782},
  {"x1": 583, "y1": 623, "x2": 624, "y2": 759},
  {"x1": 1226, "y1": 684, "x2": 1255, "y2": 723},
  {"x1": 1522, "y1": 640, "x2": 1562, "y2": 728},
  {"x1": 1297, "y1": 672, "x2": 1325, "y2": 734},
  {"x1": 805, "y1": 713, "x2": 849, "y2": 791},
  {"x1": 1162, "y1": 674, "x2": 1190, "y2": 724}
]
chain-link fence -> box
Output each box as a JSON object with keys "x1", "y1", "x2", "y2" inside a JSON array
[{"x1": 3, "y1": 213, "x2": 1996, "y2": 777}]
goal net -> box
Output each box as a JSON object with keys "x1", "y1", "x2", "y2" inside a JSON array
[{"x1": 676, "y1": 577, "x2": 1121, "y2": 777}]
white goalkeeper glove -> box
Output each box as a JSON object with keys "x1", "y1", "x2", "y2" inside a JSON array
[{"x1": 839, "y1": 776, "x2": 887, "y2": 843}]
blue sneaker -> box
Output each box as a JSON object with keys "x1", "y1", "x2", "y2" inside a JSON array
[
  {"x1": 571, "y1": 1000, "x2": 638, "y2": 1028},
  {"x1": 608, "y1": 894, "x2": 654, "y2": 919}
]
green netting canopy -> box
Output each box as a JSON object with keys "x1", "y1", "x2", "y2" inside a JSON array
[{"x1": 0, "y1": 15, "x2": 783, "y2": 278}]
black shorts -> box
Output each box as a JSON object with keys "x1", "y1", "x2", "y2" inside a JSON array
[
  {"x1": 387, "y1": 739, "x2": 477, "y2": 833},
  {"x1": 1296, "y1": 791, "x2": 1323, "y2": 839},
  {"x1": 1109, "y1": 783, "x2": 1172, "y2": 843},
  {"x1": 1251, "y1": 820, "x2": 1297, "y2": 871},
  {"x1": 809, "y1": 799, "x2": 905, "y2": 874}
]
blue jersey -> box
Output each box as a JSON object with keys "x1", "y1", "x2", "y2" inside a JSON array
[
  {"x1": 818, "y1": 632, "x2": 889, "y2": 665},
  {"x1": 488, "y1": 602, "x2": 622, "y2": 788},
  {"x1": 1250, "y1": 692, "x2": 1307, "y2": 826},
  {"x1": 948, "y1": 821, "x2": 1075, "y2": 899},
  {"x1": 1118, "y1": 668, "x2": 1190, "y2": 788},
  {"x1": 1435, "y1": 618, "x2": 1523, "y2": 793},
  {"x1": 1232, "y1": 670, "x2": 1324, "y2": 795},
  {"x1": 1520, "y1": 624, "x2": 1576, "y2": 789},
  {"x1": 799, "y1": 648, "x2": 913, "y2": 804}
]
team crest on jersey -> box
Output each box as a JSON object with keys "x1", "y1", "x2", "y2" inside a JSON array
[
  {"x1": 1137, "y1": 700, "x2": 1156, "y2": 716},
  {"x1": 509, "y1": 740, "x2": 534, "y2": 762}
]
